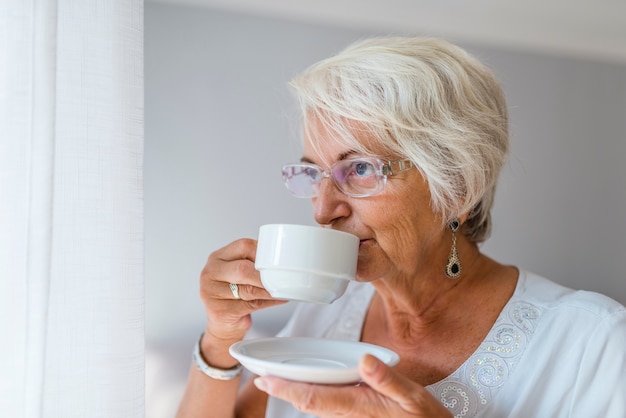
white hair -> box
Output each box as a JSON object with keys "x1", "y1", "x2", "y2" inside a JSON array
[{"x1": 289, "y1": 36, "x2": 509, "y2": 242}]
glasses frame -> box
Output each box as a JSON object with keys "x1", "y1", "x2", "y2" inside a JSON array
[{"x1": 281, "y1": 157, "x2": 414, "y2": 198}]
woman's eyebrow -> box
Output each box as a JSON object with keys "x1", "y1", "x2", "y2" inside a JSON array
[
  {"x1": 300, "y1": 150, "x2": 359, "y2": 164},
  {"x1": 338, "y1": 150, "x2": 358, "y2": 161}
]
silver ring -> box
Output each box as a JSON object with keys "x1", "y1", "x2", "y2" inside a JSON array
[{"x1": 229, "y1": 283, "x2": 240, "y2": 300}]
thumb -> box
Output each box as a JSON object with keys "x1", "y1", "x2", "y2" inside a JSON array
[
  {"x1": 359, "y1": 354, "x2": 453, "y2": 417},
  {"x1": 359, "y1": 354, "x2": 416, "y2": 406}
]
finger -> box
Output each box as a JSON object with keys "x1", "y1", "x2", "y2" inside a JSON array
[
  {"x1": 207, "y1": 245, "x2": 262, "y2": 288},
  {"x1": 206, "y1": 290, "x2": 287, "y2": 324},
  {"x1": 201, "y1": 245, "x2": 272, "y2": 301},
  {"x1": 205, "y1": 240, "x2": 276, "y2": 298},
  {"x1": 359, "y1": 355, "x2": 417, "y2": 407},
  {"x1": 221, "y1": 280, "x2": 277, "y2": 302},
  {"x1": 253, "y1": 377, "x2": 356, "y2": 416},
  {"x1": 202, "y1": 267, "x2": 273, "y2": 302},
  {"x1": 213, "y1": 238, "x2": 258, "y2": 263},
  {"x1": 361, "y1": 355, "x2": 454, "y2": 417}
]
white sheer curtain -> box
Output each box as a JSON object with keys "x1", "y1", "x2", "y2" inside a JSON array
[{"x1": 0, "y1": 1, "x2": 144, "y2": 417}]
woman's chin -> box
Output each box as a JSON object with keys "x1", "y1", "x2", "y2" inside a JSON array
[{"x1": 355, "y1": 261, "x2": 379, "y2": 283}]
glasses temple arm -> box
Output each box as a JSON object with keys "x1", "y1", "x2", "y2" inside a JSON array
[{"x1": 383, "y1": 160, "x2": 414, "y2": 176}]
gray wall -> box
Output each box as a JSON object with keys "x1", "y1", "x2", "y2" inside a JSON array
[{"x1": 145, "y1": 3, "x2": 626, "y2": 416}]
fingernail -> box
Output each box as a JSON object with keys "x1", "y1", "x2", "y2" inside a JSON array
[
  {"x1": 362, "y1": 354, "x2": 378, "y2": 374},
  {"x1": 254, "y1": 377, "x2": 268, "y2": 392}
]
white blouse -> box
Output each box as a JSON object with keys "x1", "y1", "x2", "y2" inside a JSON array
[{"x1": 266, "y1": 271, "x2": 626, "y2": 418}]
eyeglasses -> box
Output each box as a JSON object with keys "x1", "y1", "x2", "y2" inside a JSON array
[{"x1": 281, "y1": 157, "x2": 414, "y2": 198}]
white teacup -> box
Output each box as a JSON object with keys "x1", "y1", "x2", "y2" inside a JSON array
[{"x1": 255, "y1": 224, "x2": 359, "y2": 304}]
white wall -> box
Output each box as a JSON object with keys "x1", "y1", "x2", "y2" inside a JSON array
[{"x1": 145, "y1": 3, "x2": 626, "y2": 416}]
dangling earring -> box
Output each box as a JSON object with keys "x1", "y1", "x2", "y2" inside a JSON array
[{"x1": 445, "y1": 218, "x2": 462, "y2": 279}]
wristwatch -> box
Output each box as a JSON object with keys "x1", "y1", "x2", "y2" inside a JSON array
[{"x1": 192, "y1": 333, "x2": 243, "y2": 380}]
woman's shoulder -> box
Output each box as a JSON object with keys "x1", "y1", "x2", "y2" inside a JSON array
[{"x1": 516, "y1": 270, "x2": 626, "y2": 321}]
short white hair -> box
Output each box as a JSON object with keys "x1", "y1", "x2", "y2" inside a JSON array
[{"x1": 289, "y1": 36, "x2": 509, "y2": 242}]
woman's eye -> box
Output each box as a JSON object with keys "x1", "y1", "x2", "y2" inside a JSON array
[
  {"x1": 354, "y1": 162, "x2": 374, "y2": 176},
  {"x1": 304, "y1": 167, "x2": 319, "y2": 181}
]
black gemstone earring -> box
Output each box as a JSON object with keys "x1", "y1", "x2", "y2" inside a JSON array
[{"x1": 445, "y1": 218, "x2": 462, "y2": 279}]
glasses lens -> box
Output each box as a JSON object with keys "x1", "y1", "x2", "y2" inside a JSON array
[
  {"x1": 282, "y1": 164, "x2": 321, "y2": 197},
  {"x1": 331, "y1": 158, "x2": 384, "y2": 197}
]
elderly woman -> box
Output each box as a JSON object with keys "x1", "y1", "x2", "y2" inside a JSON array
[{"x1": 177, "y1": 37, "x2": 626, "y2": 418}]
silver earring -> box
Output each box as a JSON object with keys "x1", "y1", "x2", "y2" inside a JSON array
[{"x1": 445, "y1": 218, "x2": 462, "y2": 279}]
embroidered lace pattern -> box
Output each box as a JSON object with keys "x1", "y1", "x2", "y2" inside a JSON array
[{"x1": 426, "y1": 301, "x2": 542, "y2": 418}]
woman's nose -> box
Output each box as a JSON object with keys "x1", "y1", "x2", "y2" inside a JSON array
[{"x1": 312, "y1": 178, "x2": 351, "y2": 226}]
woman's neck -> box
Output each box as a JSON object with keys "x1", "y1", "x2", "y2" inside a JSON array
[{"x1": 366, "y1": 251, "x2": 517, "y2": 347}]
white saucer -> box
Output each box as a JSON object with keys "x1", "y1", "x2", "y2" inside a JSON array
[{"x1": 229, "y1": 337, "x2": 400, "y2": 384}]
